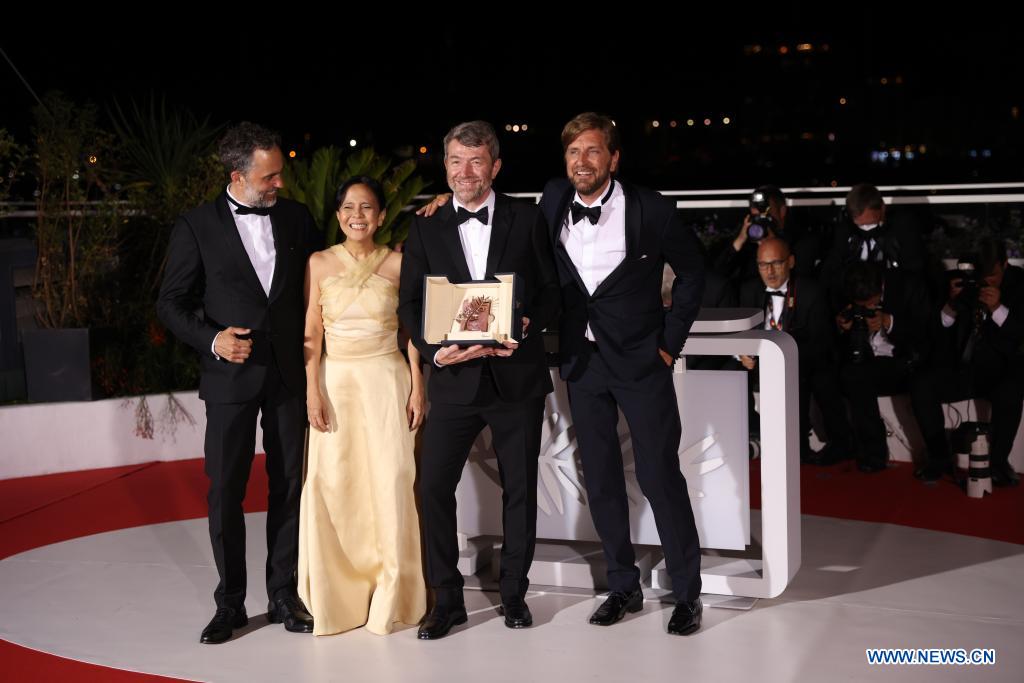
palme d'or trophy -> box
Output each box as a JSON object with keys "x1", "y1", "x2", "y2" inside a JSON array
[{"x1": 454, "y1": 295, "x2": 494, "y2": 334}]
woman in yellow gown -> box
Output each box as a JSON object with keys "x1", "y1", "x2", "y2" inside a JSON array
[{"x1": 298, "y1": 176, "x2": 426, "y2": 635}]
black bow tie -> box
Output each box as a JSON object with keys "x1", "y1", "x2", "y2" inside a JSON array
[
  {"x1": 456, "y1": 206, "x2": 489, "y2": 225},
  {"x1": 570, "y1": 202, "x2": 602, "y2": 225},
  {"x1": 766, "y1": 290, "x2": 786, "y2": 297},
  {"x1": 227, "y1": 194, "x2": 271, "y2": 216}
]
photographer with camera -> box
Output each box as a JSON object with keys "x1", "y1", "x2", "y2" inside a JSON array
[
  {"x1": 909, "y1": 238, "x2": 1024, "y2": 485},
  {"x1": 837, "y1": 262, "x2": 930, "y2": 472},
  {"x1": 714, "y1": 185, "x2": 819, "y2": 285},
  {"x1": 737, "y1": 238, "x2": 854, "y2": 463},
  {"x1": 823, "y1": 184, "x2": 929, "y2": 310}
]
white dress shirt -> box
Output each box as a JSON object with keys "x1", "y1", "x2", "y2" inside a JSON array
[
  {"x1": 764, "y1": 280, "x2": 789, "y2": 330},
  {"x1": 226, "y1": 185, "x2": 276, "y2": 294},
  {"x1": 559, "y1": 180, "x2": 626, "y2": 341},
  {"x1": 453, "y1": 191, "x2": 496, "y2": 281}
]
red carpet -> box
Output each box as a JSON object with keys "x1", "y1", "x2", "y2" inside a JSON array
[{"x1": 0, "y1": 455, "x2": 1021, "y2": 680}]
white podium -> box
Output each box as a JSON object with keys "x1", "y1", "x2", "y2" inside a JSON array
[{"x1": 451, "y1": 308, "x2": 801, "y2": 600}]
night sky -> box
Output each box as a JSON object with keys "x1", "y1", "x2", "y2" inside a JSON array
[{"x1": 1, "y1": 14, "x2": 1018, "y2": 191}]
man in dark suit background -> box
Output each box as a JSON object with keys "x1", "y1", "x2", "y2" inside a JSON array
[
  {"x1": 910, "y1": 238, "x2": 1024, "y2": 485},
  {"x1": 737, "y1": 237, "x2": 853, "y2": 464},
  {"x1": 157, "y1": 122, "x2": 319, "y2": 643},
  {"x1": 538, "y1": 112, "x2": 705, "y2": 636},
  {"x1": 836, "y1": 261, "x2": 930, "y2": 472},
  {"x1": 398, "y1": 121, "x2": 560, "y2": 640}
]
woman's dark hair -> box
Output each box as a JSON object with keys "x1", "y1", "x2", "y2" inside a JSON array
[{"x1": 335, "y1": 176, "x2": 387, "y2": 212}]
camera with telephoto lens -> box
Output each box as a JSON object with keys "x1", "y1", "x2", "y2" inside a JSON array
[
  {"x1": 747, "y1": 190, "x2": 777, "y2": 242},
  {"x1": 841, "y1": 304, "x2": 878, "y2": 364}
]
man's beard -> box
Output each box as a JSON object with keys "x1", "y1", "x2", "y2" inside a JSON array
[{"x1": 243, "y1": 186, "x2": 278, "y2": 208}]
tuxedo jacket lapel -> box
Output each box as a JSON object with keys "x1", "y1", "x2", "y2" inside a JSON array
[
  {"x1": 438, "y1": 203, "x2": 474, "y2": 282},
  {"x1": 216, "y1": 193, "x2": 268, "y2": 299},
  {"x1": 484, "y1": 194, "x2": 513, "y2": 278},
  {"x1": 590, "y1": 179, "x2": 641, "y2": 298}
]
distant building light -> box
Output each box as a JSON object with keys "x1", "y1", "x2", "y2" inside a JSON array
[
  {"x1": 505, "y1": 124, "x2": 513, "y2": 132},
  {"x1": 919, "y1": 145, "x2": 927, "y2": 154},
  {"x1": 796, "y1": 43, "x2": 813, "y2": 52},
  {"x1": 827, "y1": 133, "x2": 837, "y2": 142},
  {"x1": 982, "y1": 149, "x2": 992, "y2": 158},
  {"x1": 905, "y1": 145, "x2": 913, "y2": 153},
  {"x1": 880, "y1": 77, "x2": 889, "y2": 85},
  {"x1": 288, "y1": 150, "x2": 296, "y2": 158},
  {"x1": 703, "y1": 118, "x2": 712, "y2": 126},
  {"x1": 349, "y1": 139, "x2": 357, "y2": 147},
  {"x1": 670, "y1": 120, "x2": 678, "y2": 128},
  {"x1": 778, "y1": 45, "x2": 789, "y2": 55},
  {"x1": 722, "y1": 117, "x2": 731, "y2": 125},
  {"x1": 512, "y1": 125, "x2": 521, "y2": 132},
  {"x1": 419, "y1": 146, "x2": 428, "y2": 155},
  {"x1": 521, "y1": 124, "x2": 528, "y2": 131},
  {"x1": 905, "y1": 152, "x2": 915, "y2": 160},
  {"x1": 88, "y1": 155, "x2": 98, "y2": 165},
  {"x1": 801, "y1": 132, "x2": 814, "y2": 141},
  {"x1": 891, "y1": 150, "x2": 902, "y2": 160},
  {"x1": 969, "y1": 149, "x2": 978, "y2": 158},
  {"x1": 686, "y1": 119, "x2": 695, "y2": 127},
  {"x1": 652, "y1": 120, "x2": 660, "y2": 128},
  {"x1": 830, "y1": 180, "x2": 838, "y2": 187},
  {"x1": 839, "y1": 97, "x2": 847, "y2": 105}
]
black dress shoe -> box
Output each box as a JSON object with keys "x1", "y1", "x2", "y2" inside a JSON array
[
  {"x1": 417, "y1": 604, "x2": 468, "y2": 640},
  {"x1": 589, "y1": 589, "x2": 643, "y2": 626},
  {"x1": 497, "y1": 597, "x2": 533, "y2": 629},
  {"x1": 667, "y1": 598, "x2": 702, "y2": 636},
  {"x1": 200, "y1": 606, "x2": 248, "y2": 644},
  {"x1": 268, "y1": 595, "x2": 314, "y2": 633},
  {"x1": 991, "y1": 461, "x2": 1021, "y2": 487}
]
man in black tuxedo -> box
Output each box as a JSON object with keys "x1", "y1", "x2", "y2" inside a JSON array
[
  {"x1": 157, "y1": 123, "x2": 318, "y2": 643},
  {"x1": 398, "y1": 121, "x2": 560, "y2": 639},
  {"x1": 737, "y1": 237, "x2": 853, "y2": 464},
  {"x1": 836, "y1": 262, "x2": 930, "y2": 472},
  {"x1": 538, "y1": 112, "x2": 705, "y2": 636},
  {"x1": 822, "y1": 183, "x2": 928, "y2": 309},
  {"x1": 910, "y1": 238, "x2": 1024, "y2": 485}
]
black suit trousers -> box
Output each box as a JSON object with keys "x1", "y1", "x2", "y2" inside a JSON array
[
  {"x1": 417, "y1": 366, "x2": 545, "y2": 606},
  {"x1": 203, "y1": 360, "x2": 305, "y2": 609},
  {"x1": 566, "y1": 349, "x2": 702, "y2": 603}
]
